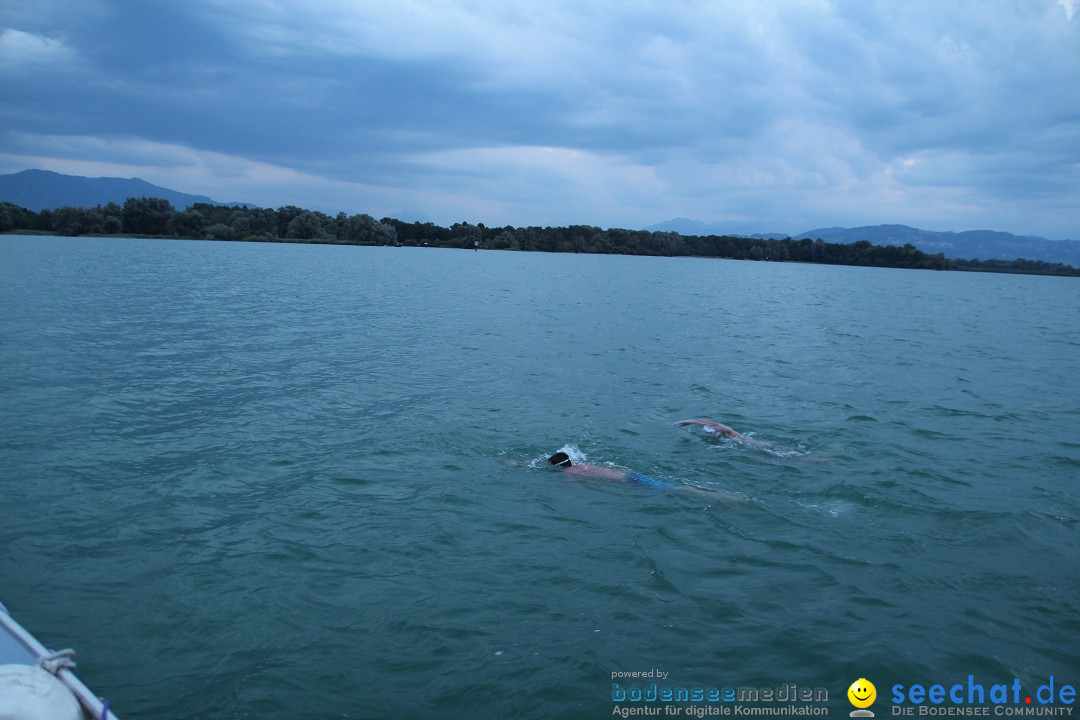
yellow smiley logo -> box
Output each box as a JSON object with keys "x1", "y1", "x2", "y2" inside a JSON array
[{"x1": 848, "y1": 678, "x2": 877, "y2": 709}]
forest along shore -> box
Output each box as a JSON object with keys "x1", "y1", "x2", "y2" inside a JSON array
[{"x1": 2, "y1": 198, "x2": 1077, "y2": 277}]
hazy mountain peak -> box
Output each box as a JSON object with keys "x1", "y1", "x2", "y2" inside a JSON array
[
  {"x1": 648, "y1": 218, "x2": 1079, "y2": 265},
  {"x1": 0, "y1": 169, "x2": 248, "y2": 211}
]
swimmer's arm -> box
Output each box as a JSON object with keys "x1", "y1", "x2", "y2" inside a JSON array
[{"x1": 674, "y1": 418, "x2": 741, "y2": 438}]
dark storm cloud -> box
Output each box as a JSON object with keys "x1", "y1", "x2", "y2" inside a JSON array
[{"x1": 1, "y1": 0, "x2": 1077, "y2": 236}]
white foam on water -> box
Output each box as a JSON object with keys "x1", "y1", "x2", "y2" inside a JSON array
[{"x1": 798, "y1": 500, "x2": 855, "y2": 518}]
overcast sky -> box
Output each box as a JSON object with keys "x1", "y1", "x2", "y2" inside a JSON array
[{"x1": 1, "y1": 1, "x2": 1078, "y2": 237}]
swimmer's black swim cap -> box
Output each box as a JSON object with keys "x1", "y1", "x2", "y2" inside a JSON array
[{"x1": 548, "y1": 452, "x2": 572, "y2": 467}]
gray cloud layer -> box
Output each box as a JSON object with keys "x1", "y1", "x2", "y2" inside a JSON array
[{"x1": 2, "y1": 0, "x2": 1078, "y2": 236}]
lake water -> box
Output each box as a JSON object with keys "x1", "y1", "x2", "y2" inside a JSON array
[{"x1": 1, "y1": 235, "x2": 1078, "y2": 719}]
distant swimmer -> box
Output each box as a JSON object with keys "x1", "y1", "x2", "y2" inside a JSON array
[
  {"x1": 547, "y1": 451, "x2": 743, "y2": 500},
  {"x1": 674, "y1": 418, "x2": 769, "y2": 448}
]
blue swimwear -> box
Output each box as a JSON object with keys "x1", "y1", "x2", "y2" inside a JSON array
[{"x1": 624, "y1": 471, "x2": 679, "y2": 490}]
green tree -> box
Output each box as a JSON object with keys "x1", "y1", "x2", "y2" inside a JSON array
[
  {"x1": 285, "y1": 211, "x2": 325, "y2": 240},
  {"x1": 53, "y1": 206, "x2": 89, "y2": 236},
  {"x1": 168, "y1": 209, "x2": 207, "y2": 238},
  {"x1": 339, "y1": 213, "x2": 374, "y2": 244},
  {"x1": 491, "y1": 230, "x2": 516, "y2": 250},
  {"x1": 450, "y1": 222, "x2": 482, "y2": 249},
  {"x1": 0, "y1": 202, "x2": 34, "y2": 232},
  {"x1": 276, "y1": 205, "x2": 305, "y2": 236},
  {"x1": 122, "y1": 197, "x2": 174, "y2": 235},
  {"x1": 229, "y1": 211, "x2": 251, "y2": 239},
  {"x1": 206, "y1": 223, "x2": 235, "y2": 241},
  {"x1": 98, "y1": 202, "x2": 123, "y2": 234},
  {"x1": 36, "y1": 208, "x2": 54, "y2": 232},
  {"x1": 245, "y1": 208, "x2": 277, "y2": 238}
]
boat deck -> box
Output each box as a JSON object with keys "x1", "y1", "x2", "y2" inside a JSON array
[{"x1": 0, "y1": 600, "x2": 118, "y2": 720}]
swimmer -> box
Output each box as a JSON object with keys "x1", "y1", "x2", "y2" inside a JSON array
[
  {"x1": 547, "y1": 452, "x2": 679, "y2": 489},
  {"x1": 547, "y1": 451, "x2": 743, "y2": 500},
  {"x1": 674, "y1": 418, "x2": 768, "y2": 447},
  {"x1": 675, "y1": 418, "x2": 808, "y2": 460}
]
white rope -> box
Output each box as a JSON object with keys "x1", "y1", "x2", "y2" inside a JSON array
[{"x1": 39, "y1": 648, "x2": 78, "y2": 674}]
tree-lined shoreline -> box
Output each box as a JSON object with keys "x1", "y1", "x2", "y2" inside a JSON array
[{"x1": 1, "y1": 197, "x2": 1076, "y2": 277}]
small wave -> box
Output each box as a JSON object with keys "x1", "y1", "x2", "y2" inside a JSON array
[
  {"x1": 925, "y1": 404, "x2": 994, "y2": 419},
  {"x1": 1048, "y1": 454, "x2": 1080, "y2": 470},
  {"x1": 797, "y1": 499, "x2": 857, "y2": 517},
  {"x1": 755, "y1": 443, "x2": 807, "y2": 459}
]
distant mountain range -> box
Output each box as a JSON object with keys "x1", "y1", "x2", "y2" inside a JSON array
[
  {"x1": 646, "y1": 218, "x2": 1080, "y2": 266},
  {"x1": 0, "y1": 169, "x2": 249, "y2": 211},
  {"x1": 644, "y1": 217, "x2": 792, "y2": 239},
  {"x1": 3, "y1": 171, "x2": 1076, "y2": 265}
]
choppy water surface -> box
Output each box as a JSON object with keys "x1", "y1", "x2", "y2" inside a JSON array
[{"x1": 1, "y1": 236, "x2": 1078, "y2": 719}]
